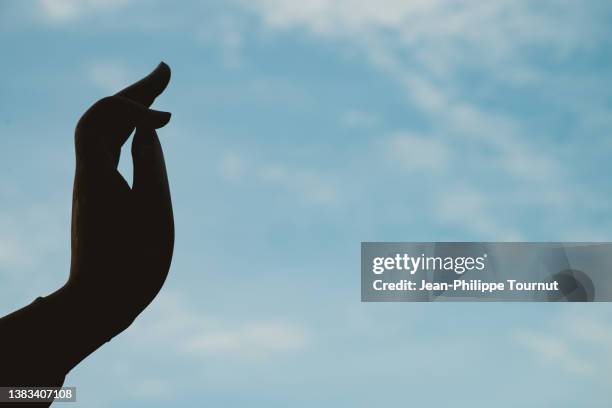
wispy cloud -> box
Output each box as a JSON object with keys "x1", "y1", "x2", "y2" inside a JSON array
[
  {"x1": 87, "y1": 60, "x2": 132, "y2": 93},
  {"x1": 0, "y1": 235, "x2": 30, "y2": 270},
  {"x1": 38, "y1": 0, "x2": 131, "y2": 22},
  {"x1": 239, "y1": 0, "x2": 612, "y2": 239},
  {"x1": 341, "y1": 109, "x2": 380, "y2": 129},
  {"x1": 386, "y1": 131, "x2": 450, "y2": 173},
  {"x1": 514, "y1": 330, "x2": 594, "y2": 375},
  {"x1": 219, "y1": 152, "x2": 340, "y2": 206},
  {"x1": 182, "y1": 321, "x2": 309, "y2": 358},
  {"x1": 0, "y1": 199, "x2": 69, "y2": 311},
  {"x1": 196, "y1": 15, "x2": 247, "y2": 68},
  {"x1": 242, "y1": 0, "x2": 607, "y2": 77},
  {"x1": 514, "y1": 309, "x2": 612, "y2": 380},
  {"x1": 434, "y1": 185, "x2": 522, "y2": 240},
  {"x1": 127, "y1": 292, "x2": 311, "y2": 361}
]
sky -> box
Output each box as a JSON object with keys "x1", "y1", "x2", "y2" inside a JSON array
[{"x1": 1, "y1": 0, "x2": 612, "y2": 406}]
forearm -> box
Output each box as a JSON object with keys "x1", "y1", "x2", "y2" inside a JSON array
[{"x1": 0, "y1": 284, "x2": 116, "y2": 386}]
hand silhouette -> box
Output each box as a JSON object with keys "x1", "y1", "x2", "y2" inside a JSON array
[
  {"x1": 68, "y1": 61, "x2": 174, "y2": 336},
  {"x1": 0, "y1": 62, "x2": 174, "y2": 397}
]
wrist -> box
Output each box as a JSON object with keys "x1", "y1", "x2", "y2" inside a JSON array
[{"x1": 36, "y1": 282, "x2": 118, "y2": 372}]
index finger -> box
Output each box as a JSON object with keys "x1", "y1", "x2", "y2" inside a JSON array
[{"x1": 115, "y1": 62, "x2": 171, "y2": 107}]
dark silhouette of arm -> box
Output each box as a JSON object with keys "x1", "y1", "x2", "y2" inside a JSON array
[{"x1": 0, "y1": 62, "x2": 174, "y2": 400}]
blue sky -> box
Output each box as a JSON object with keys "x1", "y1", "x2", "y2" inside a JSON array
[{"x1": 1, "y1": 0, "x2": 612, "y2": 406}]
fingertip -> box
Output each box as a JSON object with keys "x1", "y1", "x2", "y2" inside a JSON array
[
  {"x1": 151, "y1": 62, "x2": 171, "y2": 88},
  {"x1": 147, "y1": 109, "x2": 171, "y2": 129},
  {"x1": 116, "y1": 61, "x2": 171, "y2": 106},
  {"x1": 158, "y1": 61, "x2": 171, "y2": 78}
]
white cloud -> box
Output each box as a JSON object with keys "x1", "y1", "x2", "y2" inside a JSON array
[
  {"x1": 242, "y1": 0, "x2": 434, "y2": 34},
  {"x1": 0, "y1": 236, "x2": 30, "y2": 270},
  {"x1": 38, "y1": 0, "x2": 130, "y2": 22},
  {"x1": 434, "y1": 185, "x2": 522, "y2": 240},
  {"x1": 127, "y1": 377, "x2": 174, "y2": 400},
  {"x1": 242, "y1": 0, "x2": 604, "y2": 78},
  {"x1": 219, "y1": 152, "x2": 248, "y2": 181},
  {"x1": 218, "y1": 152, "x2": 340, "y2": 206},
  {"x1": 514, "y1": 330, "x2": 594, "y2": 375},
  {"x1": 0, "y1": 202, "x2": 68, "y2": 286},
  {"x1": 257, "y1": 163, "x2": 339, "y2": 205},
  {"x1": 562, "y1": 314, "x2": 612, "y2": 346},
  {"x1": 341, "y1": 109, "x2": 380, "y2": 128},
  {"x1": 87, "y1": 60, "x2": 132, "y2": 93},
  {"x1": 364, "y1": 42, "x2": 564, "y2": 185},
  {"x1": 238, "y1": 0, "x2": 612, "y2": 239},
  {"x1": 514, "y1": 309, "x2": 612, "y2": 380},
  {"x1": 387, "y1": 132, "x2": 450, "y2": 173},
  {"x1": 182, "y1": 321, "x2": 309, "y2": 358},
  {"x1": 127, "y1": 292, "x2": 311, "y2": 360},
  {"x1": 196, "y1": 15, "x2": 246, "y2": 68}
]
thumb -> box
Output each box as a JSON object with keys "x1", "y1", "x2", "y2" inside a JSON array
[
  {"x1": 131, "y1": 126, "x2": 174, "y2": 277},
  {"x1": 132, "y1": 126, "x2": 171, "y2": 202}
]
